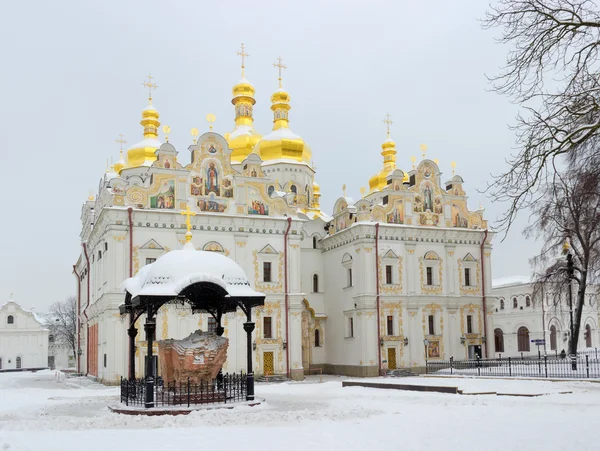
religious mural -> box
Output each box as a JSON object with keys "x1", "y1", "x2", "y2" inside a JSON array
[
  {"x1": 248, "y1": 187, "x2": 269, "y2": 215},
  {"x1": 428, "y1": 341, "x2": 440, "y2": 358},
  {"x1": 386, "y1": 202, "x2": 404, "y2": 224},
  {"x1": 150, "y1": 180, "x2": 175, "y2": 209},
  {"x1": 452, "y1": 204, "x2": 469, "y2": 228},
  {"x1": 197, "y1": 195, "x2": 227, "y2": 213},
  {"x1": 205, "y1": 162, "x2": 220, "y2": 196},
  {"x1": 223, "y1": 178, "x2": 234, "y2": 198}
]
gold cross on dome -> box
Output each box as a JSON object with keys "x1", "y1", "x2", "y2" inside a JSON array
[
  {"x1": 342, "y1": 184, "x2": 347, "y2": 197},
  {"x1": 141, "y1": 74, "x2": 158, "y2": 102},
  {"x1": 180, "y1": 205, "x2": 197, "y2": 242},
  {"x1": 237, "y1": 43, "x2": 249, "y2": 75},
  {"x1": 115, "y1": 133, "x2": 127, "y2": 150},
  {"x1": 383, "y1": 114, "x2": 393, "y2": 137},
  {"x1": 273, "y1": 56, "x2": 287, "y2": 87}
]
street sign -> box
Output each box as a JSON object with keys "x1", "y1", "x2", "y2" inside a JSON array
[{"x1": 531, "y1": 339, "x2": 546, "y2": 345}]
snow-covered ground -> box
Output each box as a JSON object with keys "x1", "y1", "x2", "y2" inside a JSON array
[{"x1": 1, "y1": 370, "x2": 600, "y2": 451}]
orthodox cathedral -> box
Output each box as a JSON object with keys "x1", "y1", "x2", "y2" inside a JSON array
[{"x1": 74, "y1": 48, "x2": 492, "y2": 383}]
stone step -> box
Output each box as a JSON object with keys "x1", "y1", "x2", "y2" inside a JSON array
[
  {"x1": 255, "y1": 374, "x2": 289, "y2": 383},
  {"x1": 386, "y1": 369, "x2": 415, "y2": 378}
]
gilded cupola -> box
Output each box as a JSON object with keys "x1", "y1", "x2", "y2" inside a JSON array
[
  {"x1": 224, "y1": 44, "x2": 262, "y2": 164},
  {"x1": 256, "y1": 57, "x2": 312, "y2": 164},
  {"x1": 126, "y1": 75, "x2": 162, "y2": 168},
  {"x1": 368, "y1": 114, "x2": 398, "y2": 193}
]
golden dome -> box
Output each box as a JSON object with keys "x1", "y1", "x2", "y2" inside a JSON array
[
  {"x1": 312, "y1": 180, "x2": 321, "y2": 195},
  {"x1": 368, "y1": 137, "x2": 397, "y2": 193},
  {"x1": 114, "y1": 149, "x2": 126, "y2": 174},
  {"x1": 126, "y1": 102, "x2": 162, "y2": 168},
  {"x1": 224, "y1": 76, "x2": 262, "y2": 163},
  {"x1": 256, "y1": 87, "x2": 312, "y2": 163}
]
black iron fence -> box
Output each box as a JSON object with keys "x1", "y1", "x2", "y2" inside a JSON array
[
  {"x1": 120, "y1": 372, "x2": 247, "y2": 407},
  {"x1": 426, "y1": 354, "x2": 600, "y2": 379}
]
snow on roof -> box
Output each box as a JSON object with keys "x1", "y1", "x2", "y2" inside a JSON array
[
  {"x1": 0, "y1": 300, "x2": 47, "y2": 326},
  {"x1": 230, "y1": 125, "x2": 259, "y2": 139},
  {"x1": 492, "y1": 276, "x2": 532, "y2": 288},
  {"x1": 121, "y1": 243, "x2": 264, "y2": 299},
  {"x1": 127, "y1": 138, "x2": 162, "y2": 151},
  {"x1": 262, "y1": 128, "x2": 302, "y2": 141}
]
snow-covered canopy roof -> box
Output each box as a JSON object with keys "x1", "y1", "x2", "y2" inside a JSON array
[{"x1": 121, "y1": 243, "x2": 264, "y2": 300}]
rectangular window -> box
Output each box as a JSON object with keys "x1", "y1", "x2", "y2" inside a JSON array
[
  {"x1": 348, "y1": 268, "x2": 353, "y2": 287},
  {"x1": 428, "y1": 315, "x2": 435, "y2": 335},
  {"x1": 349, "y1": 317, "x2": 354, "y2": 338},
  {"x1": 467, "y1": 315, "x2": 473, "y2": 334},
  {"x1": 426, "y1": 267, "x2": 433, "y2": 286},
  {"x1": 103, "y1": 353, "x2": 107, "y2": 368},
  {"x1": 464, "y1": 268, "x2": 471, "y2": 286},
  {"x1": 385, "y1": 265, "x2": 393, "y2": 284},
  {"x1": 208, "y1": 317, "x2": 217, "y2": 333},
  {"x1": 264, "y1": 317, "x2": 272, "y2": 339},
  {"x1": 382, "y1": 195, "x2": 389, "y2": 205},
  {"x1": 146, "y1": 258, "x2": 156, "y2": 265},
  {"x1": 387, "y1": 315, "x2": 394, "y2": 335},
  {"x1": 263, "y1": 262, "x2": 272, "y2": 282}
]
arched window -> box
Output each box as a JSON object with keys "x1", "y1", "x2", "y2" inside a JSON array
[
  {"x1": 7, "y1": 315, "x2": 14, "y2": 324},
  {"x1": 500, "y1": 299, "x2": 505, "y2": 310},
  {"x1": 494, "y1": 328, "x2": 504, "y2": 353},
  {"x1": 268, "y1": 186, "x2": 275, "y2": 197},
  {"x1": 313, "y1": 274, "x2": 319, "y2": 293},
  {"x1": 517, "y1": 327, "x2": 530, "y2": 352},
  {"x1": 513, "y1": 297, "x2": 518, "y2": 309},
  {"x1": 16, "y1": 356, "x2": 22, "y2": 369},
  {"x1": 586, "y1": 324, "x2": 592, "y2": 348},
  {"x1": 525, "y1": 296, "x2": 531, "y2": 307},
  {"x1": 313, "y1": 236, "x2": 317, "y2": 249},
  {"x1": 550, "y1": 325, "x2": 557, "y2": 351},
  {"x1": 315, "y1": 329, "x2": 321, "y2": 347}
]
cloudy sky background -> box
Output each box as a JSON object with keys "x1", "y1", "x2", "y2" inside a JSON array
[{"x1": 0, "y1": 0, "x2": 540, "y2": 310}]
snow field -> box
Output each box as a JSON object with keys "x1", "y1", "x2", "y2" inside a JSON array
[{"x1": 1, "y1": 370, "x2": 599, "y2": 451}]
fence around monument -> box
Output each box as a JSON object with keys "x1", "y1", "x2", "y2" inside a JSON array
[
  {"x1": 120, "y1": 372, "x2": 247, "y2": 407},
  {"x1": 426, "y1": 355, "x2": 600, "y2": 379}
]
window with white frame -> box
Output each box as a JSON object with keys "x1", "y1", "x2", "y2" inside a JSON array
[
  {"x1": 422, "y1": 251, "x2": 440, "y2": 287},
  {"x1": 342, "y1": 253, "x2": 353, "y2": 288}
]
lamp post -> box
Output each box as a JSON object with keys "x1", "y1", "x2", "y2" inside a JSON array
[
  {"x1": 423, "y1": 339, "x2": 429, "y2": 367},
  {"x1": 563, "y1": 239, "x2": 577, "y2": 370}
]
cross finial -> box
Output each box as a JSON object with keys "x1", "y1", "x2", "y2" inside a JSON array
[
  {"x1": 237, "y1": 43, "x2": 249, "y2": 77},
  {"x1": 451, "y1": 161, "x2": 456, "y2": 176},
  {"x1": 420, "y1": 144, "x2": 427, "y2": 160},
  {"x1": 311, "y1": 160, "x2": 318, "y2": 171},
  {"x1": 141, "y1": 74, "x2": 158, "y2": 103},
  {"x1": 273, "y1": 56, "x2": 287, "y2": 88},
  {"x1": 180, "y1": 205, "x2": 197, "y2": 243},
  {"x1": 383, "y1": 114, "x2": 393, "y2": 138},
  {"x1": 115, "y1": 133, "x2": 127, "y2": 151},
  {"x1": 342, "y1": 184, "x2": 347, "y2": 197}
]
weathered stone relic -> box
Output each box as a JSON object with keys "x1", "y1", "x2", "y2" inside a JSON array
[{"x1": 158, "y1": 330, "x2": 229, "y2": 385}]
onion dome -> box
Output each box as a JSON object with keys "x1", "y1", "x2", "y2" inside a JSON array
[
  {"x1": 224, "y1": 76, "x2": 262, "y2": 163},
  {"x1": 368, "y1": 137, "x2": 397, "y2": 193},
  {"x1": 256, "y1": 60, "x2": 312, "y2": 164},
  {"x1": 126, "y1": 101, "x2": 162, "y2": 168},
  {"x1": 114, "y1": 149, "x2": 126, "y2": 174},
  {"x1": 312, "y1": 180, "x2": 321, "y2": 209}
]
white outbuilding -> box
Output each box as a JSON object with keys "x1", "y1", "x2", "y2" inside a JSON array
[{"x1": 0, "y1": 299, "x2": 49, "y2": 371}]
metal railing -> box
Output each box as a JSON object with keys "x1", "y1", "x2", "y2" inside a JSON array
[
  {"x1": 426, "y1": 354, "x2": 600, "y2": 379},
  {"x1": 120, "y1": 372, "x2": 247, "y2": 407}
]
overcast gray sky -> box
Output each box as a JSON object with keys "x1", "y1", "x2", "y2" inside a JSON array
[{"x1": 0, "y1": 0, "x2": 539, "y2": 310}]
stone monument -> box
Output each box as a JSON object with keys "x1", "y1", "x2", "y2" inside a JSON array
[{"x1": 158, "y1": 330, "x2": 229, "y2": 385}]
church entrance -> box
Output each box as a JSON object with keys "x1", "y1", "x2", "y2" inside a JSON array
[
  {"x1": 263, "y1": 351, "x2": 274, "y2": 375},
  {"x1": 387, "y1": 348, "x2": 397, "y2": 370}
]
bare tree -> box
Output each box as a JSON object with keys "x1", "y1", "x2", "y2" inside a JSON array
[
  {"x1": 483, "y1": 0, "x2": 600, "y2": 231},
  {"x1": 44, "y1": 296, "x2": 77, "y2": 360},
  {"x1": 526, "y1": 161, "x2": 600, "y2": 352}
]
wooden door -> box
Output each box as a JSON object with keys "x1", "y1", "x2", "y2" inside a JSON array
[
  {"x1": 387, "y1": 348, "x2": 397, "y2": 370},
  {"x1": 263, "y1": 351, "x2": 274, "y2": 375}
]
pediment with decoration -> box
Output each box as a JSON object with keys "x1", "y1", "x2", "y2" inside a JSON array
[
  {"x1": 125, "y1": 173, "x2": 177, "y2": 209},
  {"x1": 448, "y1": 199, "x2": 487, "y2": 229},
  {"x1": 141, "y1": 239, "x2": 164, "y2": 250},
  {"x1": 240, "y1": 153, "x2": 266, "y2": 178},
  {"x1": 246, "y1": 182, "x2": 289, "y2": 217},
  {"x1": 371, "y1": 197, "x2": 404, "y2": 224}
]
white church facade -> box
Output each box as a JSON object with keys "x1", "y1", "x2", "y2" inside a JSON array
[
  {"x1": 0, "y1": 300, "x2": 49, "y2": 371},
  {"x1": 74, "y1": 60, "x2": 493, "y2": 384},
  {"x1": 490, "y1": 277, "x2": 599, "y2": 357}
]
